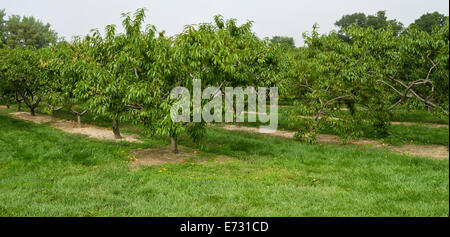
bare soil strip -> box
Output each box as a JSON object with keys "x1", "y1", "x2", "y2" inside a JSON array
[
  {"x1": 130, "y1": 146, "x2": 235, "y2": 167},
  {"x1": 244, "y1": 111, "x2": 449, "y2": 129},
  {"x1": 9, "y1": 112, "x2": 142, "y2": 143},
  {"x1": 222, "y1": 125, "x2": 449, "y2": 160},
  {"x1": 131, "y1": 146, "x2": 199, "y2": 166},
  {"x1": 390, "y1": 121, "x2": 449, "y2": 128}
]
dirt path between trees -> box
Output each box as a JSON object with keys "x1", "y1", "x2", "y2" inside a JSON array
[
  {"x1": 390, "y1": 121, "x2": 449, "y2": 128},
  {"x1": 246, "y1": 111, "x2": 449, "y2": 129},
  {"x1": 222, "y1": 125, "x2": 449, "y2": 160},
  {"x1": 4, "y1": 111, "x2": 448, "y2": 160},
  {"x1": 9, "y1": 112, "x2": 142, "y2": 143}
]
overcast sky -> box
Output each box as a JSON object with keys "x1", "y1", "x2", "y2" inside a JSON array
[{"x1": 2, "y1": 0, "x2": 449, "y2": 46}]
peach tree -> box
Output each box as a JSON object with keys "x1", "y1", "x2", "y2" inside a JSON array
[
  {"x1": 41, "y1": 40, "x2": 92, "y2": 127},
  {"x1": 76, "y1": 9, "x2": 159, "y2": 139},
  {"x1": 384, "y1": 21, "x2": 449, "y2": 115},
  {"x1": 287, "y1": 21, "x2": 449, "y2": 143},
  {"x1": 0, "y1": 47, "x2": 46, "y2": 116},
  {"x1": 148, "y1": 15, "x2": 284, "y2": 153}
]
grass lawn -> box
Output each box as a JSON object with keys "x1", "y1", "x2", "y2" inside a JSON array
[
  {"x1": 0, "y1": 113, "x2": 448, "y2": 216},
  {"x1": 390, "y1": 109, "x2": 449, "y2": 124}
]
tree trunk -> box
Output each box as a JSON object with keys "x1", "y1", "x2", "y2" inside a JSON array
[
  {"x1": 234, "y1": 107, "x2": 241, "y2": 127},
  {"x1": 17, "y1": 102, "x2": 21, "y2": 112},
  {"x1": 112, "y1": 119, "x2": 122, "y2": 139},
  {"x1": 21, "y1": 96, "x2": 40, "y2": 117},
  {"x1": 171, "y1": 137, "x2": 178, "y2": 154},
  {"x1": 77, "y1": 114, "x2": 82, "y2": 128},
  {"x1": 6, "y1": 105, "x2": 10, "y2": 109}
]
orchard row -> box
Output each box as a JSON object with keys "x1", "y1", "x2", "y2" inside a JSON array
[{"x1": 0, "y1": 9, "x2": 448, "y2": 151}]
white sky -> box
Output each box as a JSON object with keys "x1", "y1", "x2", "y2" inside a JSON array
[{"x1": 2, "y1": 0, "x2": 449, "y2": 46}]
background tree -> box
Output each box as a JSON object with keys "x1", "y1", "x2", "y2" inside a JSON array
[
  {"x1": 0, "y1": 9, "x2": 6, "y2": 45},
  {"x1": 270, "y1": 36, "x2": 295, "y2": 49},
  {"x1": 412, "y1": 12, "x2": 449, "y2": 34},
  {"x1": 335, "y1": 12, "x2": 367, "y2": 29},
  {"x1": 3, "y1": 14, "x2": 57, "y2": 49},
  {"x1": 335, "y1": 10, "x2": 404, "y2": 37}
]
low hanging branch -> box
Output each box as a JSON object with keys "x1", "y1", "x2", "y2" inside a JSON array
[
  {"x1": 378, "y1": 54, "x2": 448, "y2": 115},
  {"x1": 297, "y1": 83, "x2": 314, "y2": 93},
  {"x1": 376, "y1": 80, "x2": 406, "y2": 98},
  {"x1": 20, "y1": 92, "x2": 41, "y2": 116},
  {"x1": 314, "y1": 94, "x2": 353, "y2": 121},
  {"x1": 212, "y1": 81, "x2": 225, "y2": 99},
  {"x1": 14, "y1": 91, "x2": 24, "y2": 103},
  {"x1": 69, "y1": 107, "x2": 88, "y2": 128},
  {"x1": 134, "y1": 66, "x2": 139, "y2": 78},
  {"x1": 69, "y1": 107, "x2": 88, "y2": 116},
  {"x1": 392, "y1": 77, "x2": 448, "y2": 115},
  {"x1": 125, "y1": 104, "x2": 144, "y2": 110},
  {"x1": 44, "y1": 103, "x2": 64, "y2": 111},
  {"x1": 14, "y1": 92, "x2": 24, "y2": 111}
]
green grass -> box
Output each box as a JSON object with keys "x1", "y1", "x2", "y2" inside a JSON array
[
  {"x1": 359, "y1": 124, "x2": 449, "y2": 146},
  {"x1": 390, "y1": 109, "x2": 449, "y2": 124},
  {"x1": 0, "y1": 113, "x2": 448, "y2": 216}
]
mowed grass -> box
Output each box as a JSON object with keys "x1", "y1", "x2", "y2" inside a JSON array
[
  {"x1": 390, "y1": 109, "x2": 449, "y2": 124},
  {"x1": 0, "y1": 114, "x2": 448, "y2": 216}
]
